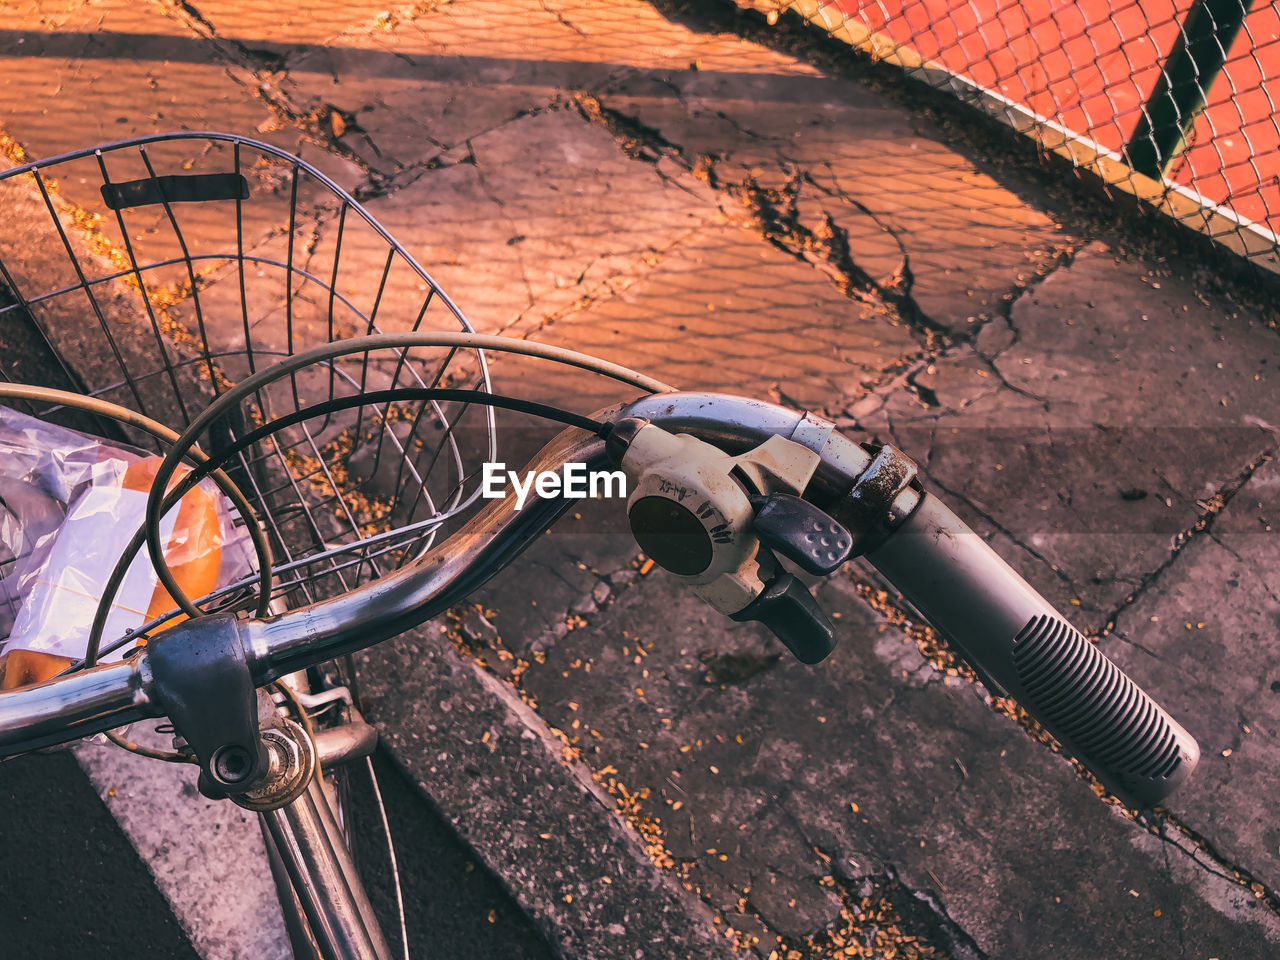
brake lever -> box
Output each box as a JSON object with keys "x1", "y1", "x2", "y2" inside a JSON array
[{"x1": 729, "y1": 568, "x2": 835, "y2": 664}]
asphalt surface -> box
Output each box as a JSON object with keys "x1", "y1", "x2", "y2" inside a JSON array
[
  {"x1": 348, "y1": 750, "x2": 558, "y2": 960},
  {"x1": 0, "y1": 746, "x2": 557, "y2": 959},
  {"x1": 0, "y1": 750, "x2": 201, "y2": 959}
]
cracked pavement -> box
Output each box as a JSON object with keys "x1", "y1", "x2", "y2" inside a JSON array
[{"x1": 3, "y1": 0, "x2": 1279, "y2": 958}]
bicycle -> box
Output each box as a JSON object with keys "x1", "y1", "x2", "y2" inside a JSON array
[{"x1": 0, "y1": 134, "x2": 1199, "y2": 960}]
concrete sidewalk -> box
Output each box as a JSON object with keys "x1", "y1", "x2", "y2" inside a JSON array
[{"x1": 2, "y1": 1, "x2": 1278, "y2": 958}]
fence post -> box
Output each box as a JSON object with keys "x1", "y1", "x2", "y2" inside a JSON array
[{"x1": 1124, "y1": 0, "x2": 1256, "y2": 179}]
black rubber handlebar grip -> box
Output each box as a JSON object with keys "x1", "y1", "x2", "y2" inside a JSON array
[{"x1": 865, "y1": 493, "x2": 1199, "y2": 808}]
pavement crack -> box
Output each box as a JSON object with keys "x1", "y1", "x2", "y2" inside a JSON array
[
  {"x1": 166, "y1": 0, "x2": 285, "y2": 73},
  {"x1": 881, "y1": 412, "x2": 934, "y2": 473},
  {"x1": 159, "y1": 0, "x2": 401, "y2": 194},
  {"x1": 367, "y1": 106, "x2": 586, "y2": 200},
  {"x1": 470, "y1": 142, "x2": 537, "y2": 313},
  {"x1": 885, "y1": 865, "x2": 990, "y2": 960},
  {"x1": 574, "y1": 93, "x2": 949, "y2": 346},
  {"x1": 802, "y1": 171, "x2": 945, "y2": 340},
  {"x1": 1159, "y1": 840, "x2": 1190, "y2": 960},
  {"x1": 539, "y1": 0, "x2": 589, "y2": 38},
  {"x1": 720, "y1": 168, "x2": 951, "y2": 345},
  {"x1": 764, "y1": 811, "x2": 990, "y2": 960},
  {"x1": 902, "y1": 365, "x2": 941, "y2": 408},
  {"x1": 496, "y1": 225, "x2": 703, "y2": 341},
  {"x1": 711, "y1": 107, "x2": 771, "y2": 145},
  {"x1": 840, "y1": 355, "x2": 937, "y2": 427},
  {"x1": 1105, "y1": 630, "x2": 1173, "y2": 669},
  {"x1": 1005, "y1": 242, "x2": 1079, "y2": 315},
  {"x1": 1102, "y1": 446, "x2": 1274, "y2": 637},
  {"x1": 1210, "y1": 532, "x2": 1280, "y2": 620},
  {"x1": 961, "y1": 240, "x2": 1080, "y2": 362},
  {"x1": 171, "y1": 0, "x2": 218, "y2": 37},
  {"x1": 573, "y1": 92, "x2": 688, "y2": 166},
  {"x1": 1141, "y1": 807, "x2": 1280, "y2": 923},
  {"x1": 967, "y1": 319, "x2": 1050, "y2": 406}
]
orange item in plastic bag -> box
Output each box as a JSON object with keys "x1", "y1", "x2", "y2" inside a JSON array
[
  {"x1": 125, "y1": 457, "x2": 223, "y2": 621},
  {"x1": 0, "y1": 456, "x2": 222, "y2": 689}
]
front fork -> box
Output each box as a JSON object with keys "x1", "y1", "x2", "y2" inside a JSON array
[
  {"x1": 260, "y1": 773, "x2": 392, "y2": 960},
  {"x1": 256, "y1": 674, "x2": 391, "y2": 960}
]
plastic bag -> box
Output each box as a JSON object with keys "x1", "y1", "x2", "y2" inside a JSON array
[{"x1": 0, "y1": 406, "x2": 253, "y2": 686}]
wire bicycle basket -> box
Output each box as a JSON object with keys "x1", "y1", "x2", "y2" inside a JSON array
[{"x1": 0, "y1": 133, "x2": 500, "y2": 638}]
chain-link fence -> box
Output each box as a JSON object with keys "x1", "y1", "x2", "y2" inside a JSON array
[{"x1": 733, "y1": 0, "x2": 1280, "y2": 276}]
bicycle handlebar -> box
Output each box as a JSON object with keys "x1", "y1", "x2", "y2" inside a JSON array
[
  {"x1": 868, "y1": 494, "x2": 1199, "y2": 805},
  {"x1": 0, "y1": 392, "x2": 1198, "y2": 807}
]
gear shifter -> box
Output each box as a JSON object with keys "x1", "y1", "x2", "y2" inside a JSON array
[
  {"x1": 749, "y1": 493, "x2": 853, "y2": 575},
  {"x1": 608, "y1": 418, "x2": 848, "y2": 663}
]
